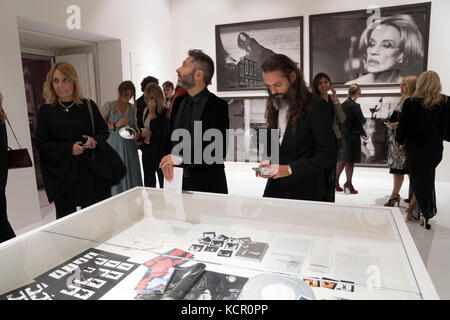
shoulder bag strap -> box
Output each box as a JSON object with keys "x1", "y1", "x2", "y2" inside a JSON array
[
  {"x1": 5, "y1": 117, "x2": 22, "y2": 149},
  {"x1": 86, "y1": 99, "x2": 96, "y2": 136}
]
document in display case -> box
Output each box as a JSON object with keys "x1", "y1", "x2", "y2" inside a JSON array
[{"x1": 0, "y1": 187, "x2": 439, "y2": 300}]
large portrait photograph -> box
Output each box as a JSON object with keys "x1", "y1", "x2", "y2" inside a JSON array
[
  {"x1": 337, "y1": 94, "x2": 401, "y2": 167},
  {"x1": 216, "y1": 16, "x2": 303, "y2": 91},
  {"x1": 224, "y1": 97, "x2": 267, "y2": 162},
  {"x1": 310, "y1": 2, "x2": 431, "y2": 86}
]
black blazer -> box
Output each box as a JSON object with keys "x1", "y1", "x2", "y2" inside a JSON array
[
  {"x1": 0, "y1": 121, "x2": 8, "y2": 192},
  {"x1": 166, "y1": 89, "x2": 229, "y2": 194},
  {"x1": 263, "y1": 94, "x2": 337, "y2": 201},
  {"x1": 341, "y1": 98, "x2": 366, "y2": 137},
  {"x1": 143, "y1": 108, "x2": 168, "y2": 162}
]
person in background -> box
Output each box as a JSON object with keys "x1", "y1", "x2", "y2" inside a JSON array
[
  {"x1": 136, "y1": 76, "x2": 160, "y2": 131},
  {"x1": 100, "y1": 81, "x2": 142, "y2": 196},
  {"x1": 255, "y1": 54, "x2": 336, "y2": 202},
  {"x1": 384, "y1": 76, "x2": 417, "y2": 213},
  {"x1": 162, "y1": 81, "x2": 174, "y2": 109},
  {"x1": 311, "y1": 72, "x2": 346, "y2": 202},
  {"x1": 0, "y1": 91, "x2": 16, "y2": 243},
  {"x1": 337, "y1": 84, "x2": 366, "y2": 194},
  {"x1": 396, "y1": 70, "x2": 450, "y2": 230},
  {"x1": 346, "y1": 14, "x2": 424, "y2": 84},
  {"x1": 140, "y1": 83, "x2": 168, "y2": 188},
  {"x1": 168, "y1": 85, "x2": 187, "y2": 118},
  {"x1": 35, "y1": 61, "x2": 110, "y2": 219}
]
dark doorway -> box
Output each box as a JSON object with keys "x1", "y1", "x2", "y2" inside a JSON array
[{"x1": 21, "y1": 54, "x2": 53, "y2": 192}]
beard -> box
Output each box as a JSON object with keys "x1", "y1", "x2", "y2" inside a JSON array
[
  {"x1": 178, "y1": 71, "x2": 195, "y2": 90},
  {"x1": 270, "y1": 84, "x2": 295, "y2": 104}
]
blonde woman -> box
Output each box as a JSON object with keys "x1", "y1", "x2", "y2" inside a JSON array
[
  {"x1": 396, "y1": 71, "x2": 450, "y2": 229},
  {"x1": 384, "y1": 76, "x2": 417, "y2": 208},
  {"x1": 0, "y1": 92, "x2": 16, "y2": 242},
  {"x1": 140, "y1": 83, "x2": 168, "y2": 188},
  {"x1": 35, "y1": 62, "x2": 110, "y2": 219}
]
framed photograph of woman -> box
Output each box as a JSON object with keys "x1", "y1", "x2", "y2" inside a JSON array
[
  {"x1": 216, "y1": 16, "x2": 303, "y2": 91},
  {"x1": 310, "y1": 2, "x2": 431, "y2": 87},
  {"x1": 337, "y1": 93, "x2": 401, "y2": 167}
]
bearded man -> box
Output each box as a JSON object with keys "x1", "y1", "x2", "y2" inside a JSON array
[
  {"x1": 160, "y1": 49, "x2": 229, "y2": 194},
  {"x1": 256, "y1": 54, "x2": 336, "y2": 201}
]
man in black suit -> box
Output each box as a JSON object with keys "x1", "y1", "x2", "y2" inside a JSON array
[
  {"x1": 256, "y1": 54, "x2": 336, "y2": 201},
  {"x1": 159, "y1": 49, "x2": 229, "y2": 194}
]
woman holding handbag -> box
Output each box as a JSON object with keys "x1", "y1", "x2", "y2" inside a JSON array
[
  {"x1": 35, "y1": 62, "x2": 112, "y2": 219},
  {"x1": 0, "y1": 91, "x2": 16, "y2": 242}
]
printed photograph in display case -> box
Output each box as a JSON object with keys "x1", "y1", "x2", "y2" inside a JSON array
[
  {"x1": 224, "y1": 96, "x2": 268, "y2": 162},
  {"x1": 216, "y1": 16, "x2": 303, "y2": 91},
  {"x1": 337, "y1": 93, "x2": 401, "y2": 167},
  {"x1": 309, "y1": 2, "x2": 431, "y2": 86}
]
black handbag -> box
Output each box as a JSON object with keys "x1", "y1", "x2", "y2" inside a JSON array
[
  {"x1": 85, "y1": 99, "x2": 127, "y2": 185},
  {"x1": 5, "y1": 117, "x2": 32, "y2": 169}
]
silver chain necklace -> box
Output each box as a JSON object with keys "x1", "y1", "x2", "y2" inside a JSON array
[{"x1": 58, "y1": 99, "x2": 76, "y2": 112}]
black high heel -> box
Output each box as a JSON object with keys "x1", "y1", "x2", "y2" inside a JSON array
[{"x1": 384, "y1": 195, "x2": 401, "y2": 207}]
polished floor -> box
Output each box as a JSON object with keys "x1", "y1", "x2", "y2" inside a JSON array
[{"x1": 18, "y1": 162, "x2": 450, "y2": 299}]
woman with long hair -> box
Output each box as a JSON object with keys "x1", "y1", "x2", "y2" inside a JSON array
[
  {"x1": 100, "y1": 81, "x2": 142, "y2": 196},
  {"x1": 35, "y1": 61, "x2": 111, "y2": 219},
  {"x1": 311, "y1": 72, "x2": 346, "y2": 202},
  {"x1": 396, "y1": 70, "x2": 450, "y2": 229},
  {"x1": 337, "y1": 84, "x2": 366, "y2": 194},
  {"x1": 0, "y1": 92, "x2": 16, "y2": 242},
  {"x1": 384, "y1": 76, "x2": 417, "y2": 211}
]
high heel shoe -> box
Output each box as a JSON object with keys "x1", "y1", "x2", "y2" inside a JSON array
[
  {"x1": 335, "y1": 183, "x2": 343, "y2": 192},
  {"x1": 343, "y1": 182, "x2": 358, "y2": 194},
  {"x1": 405, "y1": 207, "x2": 413, "y2": 221},
  {"x1": 384, "y1": 195, "x2": 401, "y2": 207},
  {"x1": 419, "y1": 213, "x2": 431, "y2": 230}
]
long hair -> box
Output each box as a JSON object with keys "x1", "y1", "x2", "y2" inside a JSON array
[
  {"x1": 345, "y1": 84, "x2": 361, "y2": 102},
  {"x1": 311, "y1": 72, "x2": 331, "y2": 96},
  {"x1": 261, "y1": 54, "x2": 310, "y2": 131},
  {"x1": 412, "y1": 70, "x2": 446, "y2": 109},
  {"x1": 0, "y1": 91, "x2": 6, "y2": 123},
  {"x1": 399, "y1": 75, "x2": 417, "y2": 104},
  {"x1": 144, "y1": 83, "x2": 165, "y2": 115},
  {"x1": 43, "y1": 61, "x2": 84, "y2": 105}
]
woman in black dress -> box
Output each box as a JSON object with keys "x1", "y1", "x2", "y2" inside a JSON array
[
  {"x1": 396, "y1": 70, "x2": 450, "y2": 230},
  {"x1": 0, "y1": 92, "x2": 16, "y2": 243},
  {"x1": 338, "y1": 84, "x2": 366, "y2": 194},
  {"x1": 311, "y1": 73, "x2": 346, "y2": 202},
  {"x1": 384, "y1": 76, "x2": 417, "y2": 211},
  {"x1": 35, "y1": 62, "x2": 111, "y2": 219},
  {"x1": 138, "y1": 83, "x2": 168, "y2": 188}
]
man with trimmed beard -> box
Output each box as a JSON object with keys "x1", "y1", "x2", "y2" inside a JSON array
[
  {"x1": 255, "y1": 54, "x2": 336, "y2": 201},
  {"x1": 160, "y1": 49, "x2": 229, "y2": 194}
]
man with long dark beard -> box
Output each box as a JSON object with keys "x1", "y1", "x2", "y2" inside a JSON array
[
  {"x1": 256, "y1": 54, "x2": 336, "y2": 201},
  {"x1": 159, "y1": 50, "x2": 229, "y2": 194}
]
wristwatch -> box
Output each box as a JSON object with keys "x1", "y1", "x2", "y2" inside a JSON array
[{"x1": 287, "y1": 165, "x2": 292, "y2": 176}]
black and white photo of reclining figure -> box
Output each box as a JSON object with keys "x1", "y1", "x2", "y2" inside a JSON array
[{"x1": 216, "y1": 17, "x2": 303, "y2": 91}]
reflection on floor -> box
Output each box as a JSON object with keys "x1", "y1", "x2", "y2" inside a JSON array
[{"x1": 20, "y1": 161, "x2": 450, "y2": 299}]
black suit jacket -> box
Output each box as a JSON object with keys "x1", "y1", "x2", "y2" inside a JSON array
[
  {"x1": 263, "y1": 94, "x2": 337, "y2": 201},
  {"x1": 166, "y1": 89, "x2": 229, "y2": 194},
  {"x1": 341, "y1": 98, "x2": 366, "y2": 137}
]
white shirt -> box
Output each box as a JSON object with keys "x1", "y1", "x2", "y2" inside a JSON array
[{"x1": 274, "y1": 99, "x2": 289, "y2": 144}]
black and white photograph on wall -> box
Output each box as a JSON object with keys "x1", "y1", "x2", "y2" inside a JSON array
[
  {"x1": 338, "y1": 94, "x2": 401, "y2": 167},
  {"x1": 310, "y1": 2, "x2": 431, "y2": 86},
  {"x1": 216, "y1": 16, "x2": 303, "y2": 91},
  {"x1": 225, "y1": 97, "x2": 268, "y2": 162}
]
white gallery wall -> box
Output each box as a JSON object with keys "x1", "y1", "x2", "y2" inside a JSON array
[
  {"x1": 0, "y1": 0, "x2": 173, "y2": 232},
  {"x1": 170, "y1": 0, "x2": 450, "y2": 182}
]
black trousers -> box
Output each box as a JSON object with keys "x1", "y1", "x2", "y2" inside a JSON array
[
  {"x1": 54, "y1": 175, "x2": 111, "y2": 220},
  {"x1": 141, "y1": 146, "x2": 164, "y2": 188},
  {"x1": 0, "y1": 190, "x2": 16, "y2": 243}
]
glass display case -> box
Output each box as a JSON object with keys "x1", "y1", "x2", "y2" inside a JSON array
[{"x1": 0, "y1": 187, "x2": 439, "y2": 300}]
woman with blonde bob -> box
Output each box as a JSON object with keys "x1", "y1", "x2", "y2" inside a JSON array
[
  {"x1": 36, "y1": 61, "x2": 111, "y2": 219},
  {"x1": 384, "y1": 76, "x2": 417, "y2": 209},
  {"x1": 0, "y1": 91, "x2": 16, "y2": 242},
  {"x1": 396, "y1": 70, "x2": 450, "y2": 229},
  {"x1": 139, "y1": 83, "x2": 168, "y2": 188},
  {"x1": 346, "y1": 14, "x2": 424, "y2": 84}
]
